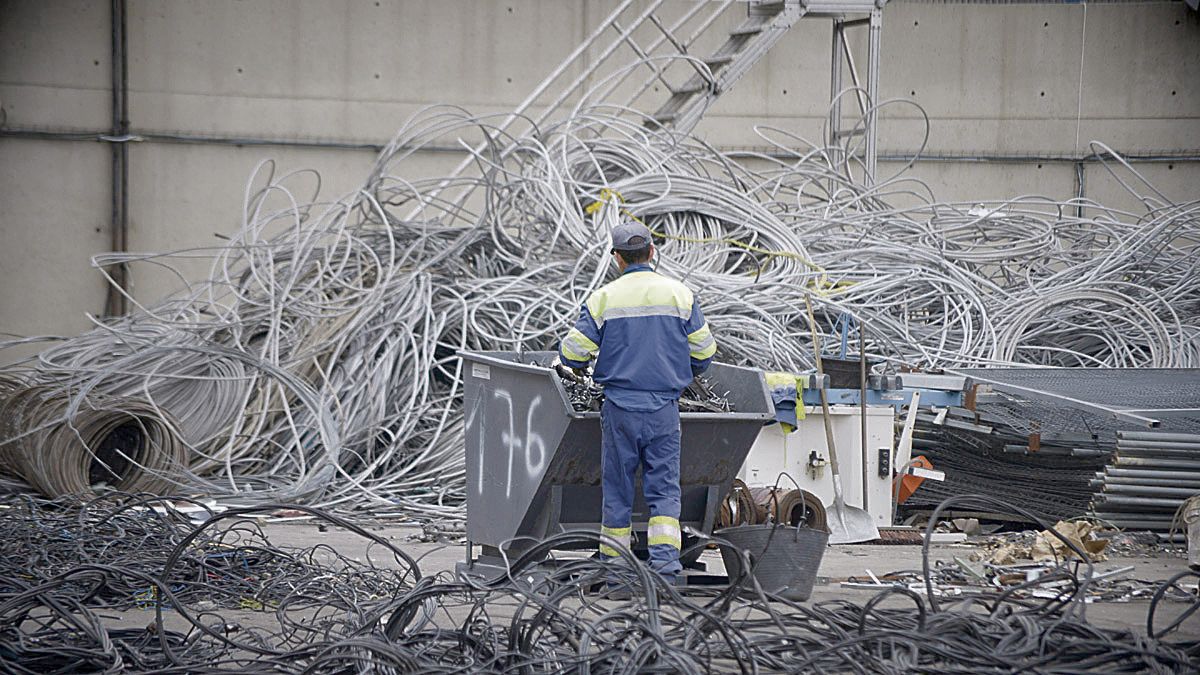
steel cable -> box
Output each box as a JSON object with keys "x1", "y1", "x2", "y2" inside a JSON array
[{"x1": 0, "y1": 101, "x2": 1194, "y2": 511}]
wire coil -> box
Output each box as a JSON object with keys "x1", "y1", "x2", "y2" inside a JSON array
[{"x1": 0, "y1": 105, "x2": 1194, "y2": 511}]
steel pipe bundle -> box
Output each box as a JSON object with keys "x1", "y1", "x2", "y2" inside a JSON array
[
  {"x1": 902, "y1": 394, "x2": 1118, "y2": 521},
  {"x1": 1091, "y1": 431, "x2": 1200, "y2": 532},
  {"x1": 0, "y1": 103, "x2": 1196, "y2": 513}
]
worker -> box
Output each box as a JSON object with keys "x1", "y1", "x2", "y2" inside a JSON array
[{"x1": 557, "y1": 220, "x2": 717, "y2": 583}]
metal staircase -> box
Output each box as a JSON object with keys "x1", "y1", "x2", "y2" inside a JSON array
[
  {"x1": 410, "y1": 0, "x2": 886, "y2": 218},
  {"x1": 648, "y1": 1, "x2": 806, "y2": 133}
]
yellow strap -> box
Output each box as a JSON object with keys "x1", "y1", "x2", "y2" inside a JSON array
[
  {"x1": 583, "y1": 187, "x2": 843, "y2": 292},
  {"x1": 765, "y1": 371, "x2": 797, "y2": 390},
  {"x1": 585, "y1": 187, "x2": 626, "y2": 214}
]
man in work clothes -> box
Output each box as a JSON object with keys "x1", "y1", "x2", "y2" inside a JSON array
[{"x1": 558, "y1": 220, "x2": 717, "y2": 582}]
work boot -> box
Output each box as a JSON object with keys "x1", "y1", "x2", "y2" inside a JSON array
[{"x1": 600, "y1": 583, "x2": 634, "y2": 601}]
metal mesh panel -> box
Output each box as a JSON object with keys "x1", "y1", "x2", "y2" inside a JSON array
[{"x1": 957, "y1": 368, "x2": 1200, "y2": 411}]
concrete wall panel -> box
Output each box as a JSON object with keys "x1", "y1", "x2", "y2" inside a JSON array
[
  {"x1": 1080, "y1": 160, "x2": 1198, "y2": 218},
  {"x1": 124, "y1": 143, "x2": 460, "y2": 307},
  {"x1": 0, "y1": 138, "x2": 110, "y2": 363},
  {"x1": 1, "y1": 0, "x2": 1197, "y2": 347},
  {"x1": 0, "y1": 0, "x2": 110, "y2": 128},
  {"x1": 1080, "y1": 5, "x2": 1200, "y2": 121},
  {"x1": 128, "y1": 0, "x2": 583, "y2": 139}
]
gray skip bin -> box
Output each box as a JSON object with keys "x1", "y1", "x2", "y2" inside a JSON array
[{"x1": 458, "y1": 350, "x2": 773, "y2": 557}]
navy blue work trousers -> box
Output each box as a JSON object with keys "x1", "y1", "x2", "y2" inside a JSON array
[{"x1": 599, "y1": 399, "x2": 683, "y2": 578}]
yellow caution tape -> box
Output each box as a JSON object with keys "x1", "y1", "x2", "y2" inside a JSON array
[{"x1": 584, "y1": 187, "x2": 848, "y2": 293}]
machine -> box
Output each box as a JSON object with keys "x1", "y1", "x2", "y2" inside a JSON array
[{"x1": 740, "y1": 371, "x2": 967, "y2": 527}]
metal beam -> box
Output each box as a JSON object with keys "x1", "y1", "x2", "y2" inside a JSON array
[
  {"x1": 864, "y1": 9, "x2": 881, "y2": 185},
  {"x1": 105, "y1": 0, "x2": 130, "y2": 318},
  {"x1": 829, "y1": 19, "x2": 844, "y2": 147},
  {"x1": 8, "y1": 127, "x2": 1200, "y2": 166}
]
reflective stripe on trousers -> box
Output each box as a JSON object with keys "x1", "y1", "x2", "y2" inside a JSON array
[
  {"x1": 599, "y1": 525, "x2": 631, "y2": 558},
  {"x1": 647, "y1": 515, "x2": 681, "y2": 549}
]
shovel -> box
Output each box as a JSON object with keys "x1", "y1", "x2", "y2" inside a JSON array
[{"x1": 804, "y1": 296, "x2": 880, "y2": 544}]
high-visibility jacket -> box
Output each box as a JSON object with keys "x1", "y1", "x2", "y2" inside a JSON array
[{"x1": 559, "y1": 263, "x2": 716, "y2": 411}]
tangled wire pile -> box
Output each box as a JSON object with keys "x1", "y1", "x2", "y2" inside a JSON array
[
  {"x1": 1, "y1": 493, "x2": 1197, "y2": 673},
  {"x1": 0, "y1": 494, "x2": 419, "y2": 672},
  {"x1": 0, "y1": 104, "x2": 1197, "y2": 510}
]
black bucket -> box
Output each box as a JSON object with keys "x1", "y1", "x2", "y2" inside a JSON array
[{"x1": 716, "y1": 524, "x2": 829, "y2": 601}]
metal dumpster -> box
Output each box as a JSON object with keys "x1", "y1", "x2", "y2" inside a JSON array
[{"x1": 458, "y1": 350, "x2": 773, "y2": 561}]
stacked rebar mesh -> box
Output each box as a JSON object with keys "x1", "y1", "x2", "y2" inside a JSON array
[
  {"x1": 902, "y1": 386, "x2": 1200, "y2": 528},
  {"x1": 0, "y1": 106, "x2": 1196, "y2": 513}
]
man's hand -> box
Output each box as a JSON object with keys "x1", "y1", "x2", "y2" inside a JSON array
[{"x1": 555, "y1": 363, "x2": 586, "y2": 382}]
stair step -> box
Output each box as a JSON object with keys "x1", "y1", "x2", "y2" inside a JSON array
[
  {"x1": 749, "y1": 1, "x2": 787, "y2": 16},
  {"x1": 729, "y1": 24, "x2": 767, "y2": 37},
  {"x1": 704, "y1": 54, "x2": 735, "y2": 67},
  {"x1": 674, "y1": 81, "x2": 713, "y2": 96}
]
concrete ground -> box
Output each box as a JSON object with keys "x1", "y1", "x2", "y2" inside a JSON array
[
  {"x1": 177, "y1": 520, "x2": 1197, "y2": 639},
  {"x1": 76, "y1": 517, "x2": 1197, "y2": 658}
]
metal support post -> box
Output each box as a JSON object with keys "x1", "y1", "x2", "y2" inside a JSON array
[
  {"x1": 829, "y1": 19, "x2": 844, "y2": 148},
  {"x1": 864, "y1": 9, "x2": 882, "y2": 186},
  {"x1": 105, "y1": 0, "x2": 130, "y2": 317},
  {"x1": 1075, "y1": 161, "x2": 1087, "y2": 219}
]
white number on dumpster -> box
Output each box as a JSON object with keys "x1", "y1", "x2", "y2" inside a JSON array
[{"x1": 489, "y1": 390, "x2": 547, "y2": 497}]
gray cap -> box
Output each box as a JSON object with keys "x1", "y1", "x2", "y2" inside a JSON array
[{"x1": 611, "y1": 220, "x2": 653, "y2": 251}]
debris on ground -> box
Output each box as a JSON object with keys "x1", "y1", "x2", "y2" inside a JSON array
[
  {"x1": 3, "y1": 492, "x2": 1198, "y2": 673},
  {"x1": 415, "y1": 519, "x2": 467, "y2": 543},
  {"x1": 960, "y1": 521, "x2": 1185, "y2": 565},
  {"x1": 843, "y1": 559, "x2": 1198, "y2": 605}
]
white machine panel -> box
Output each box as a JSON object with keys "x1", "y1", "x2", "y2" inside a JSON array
[{"x1": 739, "y1": 405, "x2": 895, "y2": 526}]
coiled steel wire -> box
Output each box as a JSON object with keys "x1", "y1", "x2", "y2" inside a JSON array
[{"x1": 0, "y1": 105, "x2": 1194, "y2": 512}]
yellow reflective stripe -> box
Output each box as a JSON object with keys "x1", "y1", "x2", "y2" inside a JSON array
[
  {"x1": 765, "y1": 371, "x2": 797, "y2": 389},
  {"x1": 585, "y1": 294, "x2": 604, "y2": 323},
  {"x1": 586, "y1": 273, "x2": 694, "y2": 327},
  {"x1": 647, "y1": 516, "x2": 681, "y2": 549},
  {"x1": 561, "y1": 329, "x2": 598, "y2": 361},
  {"x1": 603, "y1": 304, "x2": 691, "y2": 323},
  {"x1": 689, "y1": 329, "x2": 715, "y2": 352},
  {"x1": 599, "y1": 525, "x2": 631, "y2": 557},
  {"x1": 688, "y1": 324, "x2": 716, "y2": 360},
  {"x1": 646, "y1": 534, "x2": 680, "y2": 548},
  {"x1": 561, "y1": 345, "x2": 588, "y2": 363}
]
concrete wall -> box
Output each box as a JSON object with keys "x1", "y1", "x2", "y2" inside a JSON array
[{"x1": 2, "y1": 0, "x2": 1198, "y2": 360}]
